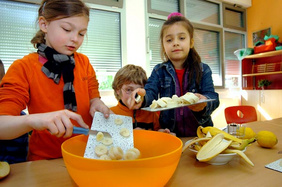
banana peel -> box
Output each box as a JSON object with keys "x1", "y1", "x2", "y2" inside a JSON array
[
  {"x1": 223, "y1": 149, "x2": 254, "y2": 167},
  {"x1": 229, "y1": 138, "x2": 256, "y2": 150},
  {"x1": 198, "y1": 126, "x2": 243, "y2": 143},
  {"x1": 182, "y1": 137, "x2": 211, "y2": 153},
  {"x1": 196, "y1": 133, "x2": 232, "y2": 162}
]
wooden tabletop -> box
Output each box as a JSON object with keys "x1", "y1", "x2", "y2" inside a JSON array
[{"x1": 1, "y1": 118, "x2": 282, "y2": 187}]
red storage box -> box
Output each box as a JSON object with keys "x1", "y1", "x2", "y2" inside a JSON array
[{"x1": 254, "y1": 38, "x2": 277, "y2": 54}]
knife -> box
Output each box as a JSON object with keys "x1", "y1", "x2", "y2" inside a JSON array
[{"x1": 73, "y1": 126, "x2": 111, "y2": 137}]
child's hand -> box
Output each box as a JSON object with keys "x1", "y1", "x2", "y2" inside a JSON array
[
  {"x1": 27, "y1": 109, "x2": 88, "y2": 138},
  {"x1": 158, "y1": 128, "x2": 176, "y2": 136},
  {"x1": 89, "y1": 98, "x2": 113, "y2": 118},
  {"x1": 188, "y1": 93, "x2": 207, "y2": 112},
  {"x1": 127, "y1": 88, "x2": 146, "y2": 110}
]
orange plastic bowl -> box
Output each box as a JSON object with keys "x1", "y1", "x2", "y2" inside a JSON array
[{"x1": 62, "y1": 130, "x2": 182, "y2": 187}]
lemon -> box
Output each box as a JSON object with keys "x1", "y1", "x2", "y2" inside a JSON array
[
  {"x1": 256, "y1": 131, "x2": 278, "y2": 148},
  {"x1": 0, "y1": 161, "x2": 10, "y2": 179},
  {"x1": 244, "y1": 127, "x2": 256, "y2": 139}
]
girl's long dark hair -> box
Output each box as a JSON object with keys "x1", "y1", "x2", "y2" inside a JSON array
[{"x1": 160, "y1": 16, "x2": 202, "y2": 88}]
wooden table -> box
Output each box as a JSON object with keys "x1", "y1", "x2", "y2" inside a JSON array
[{"x1": 1, "y1": 118, "x2": 282, "y2": 187}]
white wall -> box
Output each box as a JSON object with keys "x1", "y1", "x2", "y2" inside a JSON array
[{"x1": 123, "y1": 0, "x2": 147, "y2": 69}]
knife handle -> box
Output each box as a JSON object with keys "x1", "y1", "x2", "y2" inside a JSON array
[{"x1": 73, "y1": 126, "x2": 89, "y2": 135}]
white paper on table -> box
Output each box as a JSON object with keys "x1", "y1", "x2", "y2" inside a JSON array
[{"x1": 265, "y1": 158, "x2": 282, "y2": 173}]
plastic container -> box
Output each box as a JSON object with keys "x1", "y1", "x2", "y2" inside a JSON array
[{"x1": 62, "y1": 130, "x2": 182, "y2": 187}]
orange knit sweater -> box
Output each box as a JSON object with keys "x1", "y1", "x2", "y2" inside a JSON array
[{"x1": 0, "y1": 52, "x2": 100, "y2": 160}]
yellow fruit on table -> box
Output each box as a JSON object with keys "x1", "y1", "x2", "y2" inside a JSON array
[
  {"x1": 244, "y1": 127, "x2": 256, "y2": 139},
  {"x1": 0, "y1": 161, "x2": 10, "y2": 179},
  {"x1": 256, "y1": 131, "x2": 278, "y2": 148}
]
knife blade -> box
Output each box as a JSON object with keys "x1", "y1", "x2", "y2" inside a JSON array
[{"x1": 73, "y1": 126, "x2": 111, "y2": 137}]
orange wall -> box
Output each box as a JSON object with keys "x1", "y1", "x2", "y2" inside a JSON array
[{"x1": 246, "y1": 0, "x2": 282, "y2": 47}]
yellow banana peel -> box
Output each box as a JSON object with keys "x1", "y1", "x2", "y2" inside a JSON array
[{"x1": 198, "y1": 126, "x2": 243, "y2": 144}]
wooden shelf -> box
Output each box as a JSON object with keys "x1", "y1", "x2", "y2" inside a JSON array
[
  {"x1": 243, "y1": 50, "x2": 282, "y2": 59},
  {"x1": 243, "y1": 71, "x2": 282, "y2": 77},
  {"x1": 241, "y1": 50, "x2": 282, "y2": 90}
]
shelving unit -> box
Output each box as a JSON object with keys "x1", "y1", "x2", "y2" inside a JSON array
[{"x1": 241, "y1": 50, "x2": 282, "y2": 90}]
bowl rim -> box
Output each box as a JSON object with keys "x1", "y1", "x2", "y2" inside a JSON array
[{"x1": 62, "y1": 131, "x2": 183, "y2": 162}]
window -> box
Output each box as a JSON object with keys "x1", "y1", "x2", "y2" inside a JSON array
[
  {"x1": 147, "y1": 0, "x2": 246, "y2": 88},
  {"x1": 148, "y1": 18, "x2": 165, "y2": 70},
  {"x1": 223, "y1": 3, "x2": 246, "y2": 31},
  {"x1": 186, "y1": 0, "x2": 220, "y2": 25},
  {"x1": 224, "y1": 31, "x2": 245, "y2": 88},
  {"x1": 78, "y1": 9, "x2": 122, "y2": 90},
  {"x1": 0, "y1": 0, "x2": 38, "y2": 71},
  {"x1": 147, "y1": 0, "x2": 182, "y2": 16},
  {"x1": 84, "y1": 0, "x2": 123, "y2": 8},
  {"x1": 193, "y1": 25, "x2": 223, "y2": 86},
  {"x1": 0, "y1": 0, "x2": 123, "y2": 90}
]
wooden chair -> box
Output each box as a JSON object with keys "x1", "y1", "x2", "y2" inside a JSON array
[{"x1": 224, "y1": 105, "x2": 257, "y2": 124}]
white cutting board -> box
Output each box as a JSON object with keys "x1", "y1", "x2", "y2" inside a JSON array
[{"x1": 84, "y1": 112, "x2": 134, "y2": 159}]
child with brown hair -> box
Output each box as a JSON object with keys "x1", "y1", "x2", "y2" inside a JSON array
[
  {"x1": 0, "y1": 0, "x2": 111, "y2": 161},
  {"x1": 127, "y1": 13, "x2": 219, "y2": 137},
  {"x1": 111, "y1": 64, "x2": 161, "y2": 131}
]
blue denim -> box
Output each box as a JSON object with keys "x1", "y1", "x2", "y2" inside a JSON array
[{"x1": 144, "y1": 61, "x2": 219, "y2": 136}]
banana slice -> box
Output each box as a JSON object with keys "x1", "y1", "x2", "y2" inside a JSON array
[
  {"x1": 156, "y1": 99, "x2": 167, "y2": 108},
  {"x1": 114, "y1": 118, "x2": 123, "y2": 125},
  {"x1": 109, "y1": 146, "x2": 124, "y2": 160},
  {"x1": 96, "y1": 132, "x2": 104, "y2": 141},
  {"x1": 166, "y1": 100, "x2": 178, "y2": 108},
  {"x1": 101, "y1": 137, "x2": 113, "y2": 146},
  {"x1": 160, "y1": 97, "x2": 172, "y2": 103},
  {"x1": 135, "y1": 94, "x2": 142, "y2": 103},
  {"x1": 172, "y1": 95, "x2": 183, "y2": 104},
  {"x1": 196, "y1": 133, "x2": 232, "y2": 162},
  {"x1": 94, "y1": 144, "x2": 108, "y2": 157},
  {"x1": 120, "y1": 128, "x2": 130, "y2": 137},
  {"x1": 99, "y1": 154, "x2": 111, "y2": 160},
  {"x1": 150, "y1": 100, "x2": 158, "y2": 109},
  {"x1": 124, "y1": 148, "x2": 141, "y2": 160}
]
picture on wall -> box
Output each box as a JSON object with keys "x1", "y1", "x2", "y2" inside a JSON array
[{"x1": 252, "y1": 28, "x2": 271, "y2": 46}]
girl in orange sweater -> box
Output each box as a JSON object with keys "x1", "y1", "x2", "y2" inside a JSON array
[{"x1": 0, "y1": 0, "x2": 111, "y2": 160}]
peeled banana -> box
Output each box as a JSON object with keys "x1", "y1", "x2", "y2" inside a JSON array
[
  {"x1": 94, "y1": 144, "x2": 108, "y2": 157},
  {"x1": 124, "y1": 148, "x2": 141, "y2": 160},
  {"x1": 120, "y1": 128, "x2": 130, "y2": 137},
  {"x1": 109, "y1": 146, "x2": 124, "y2": 160}
]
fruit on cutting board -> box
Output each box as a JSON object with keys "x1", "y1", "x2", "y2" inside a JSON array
[
  {"x1": 256, "y1": 130, "x2": 278, "y2": 148},
  {"x1": 0, "y1": 161, "x2": 10, "y2": 179}
]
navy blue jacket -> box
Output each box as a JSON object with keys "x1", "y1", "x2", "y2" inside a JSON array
[{"x1": 144, "y1": 61, "x2": 219, "y2": 136}]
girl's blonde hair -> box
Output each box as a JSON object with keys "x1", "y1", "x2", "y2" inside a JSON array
[
  {"x1": 112, "y1": 64, "x2": 147, "y2": 100},
  {"x1": 31, "y1": 0, "x2": 89, "y2": 48},
  {"x1": 160, "y1": 15, "x2": 202, "y2": 87}
]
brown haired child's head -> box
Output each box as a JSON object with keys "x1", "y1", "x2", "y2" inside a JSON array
[
  {"x1": 112, "y1": 64, "x2": 147, "y2": 100},
  {"x1": 160, "y1": 14, "x2": 195, "y2": 62},
  {"x1": 31, "y1": 0, "x2": 89, "y2": 47}
]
